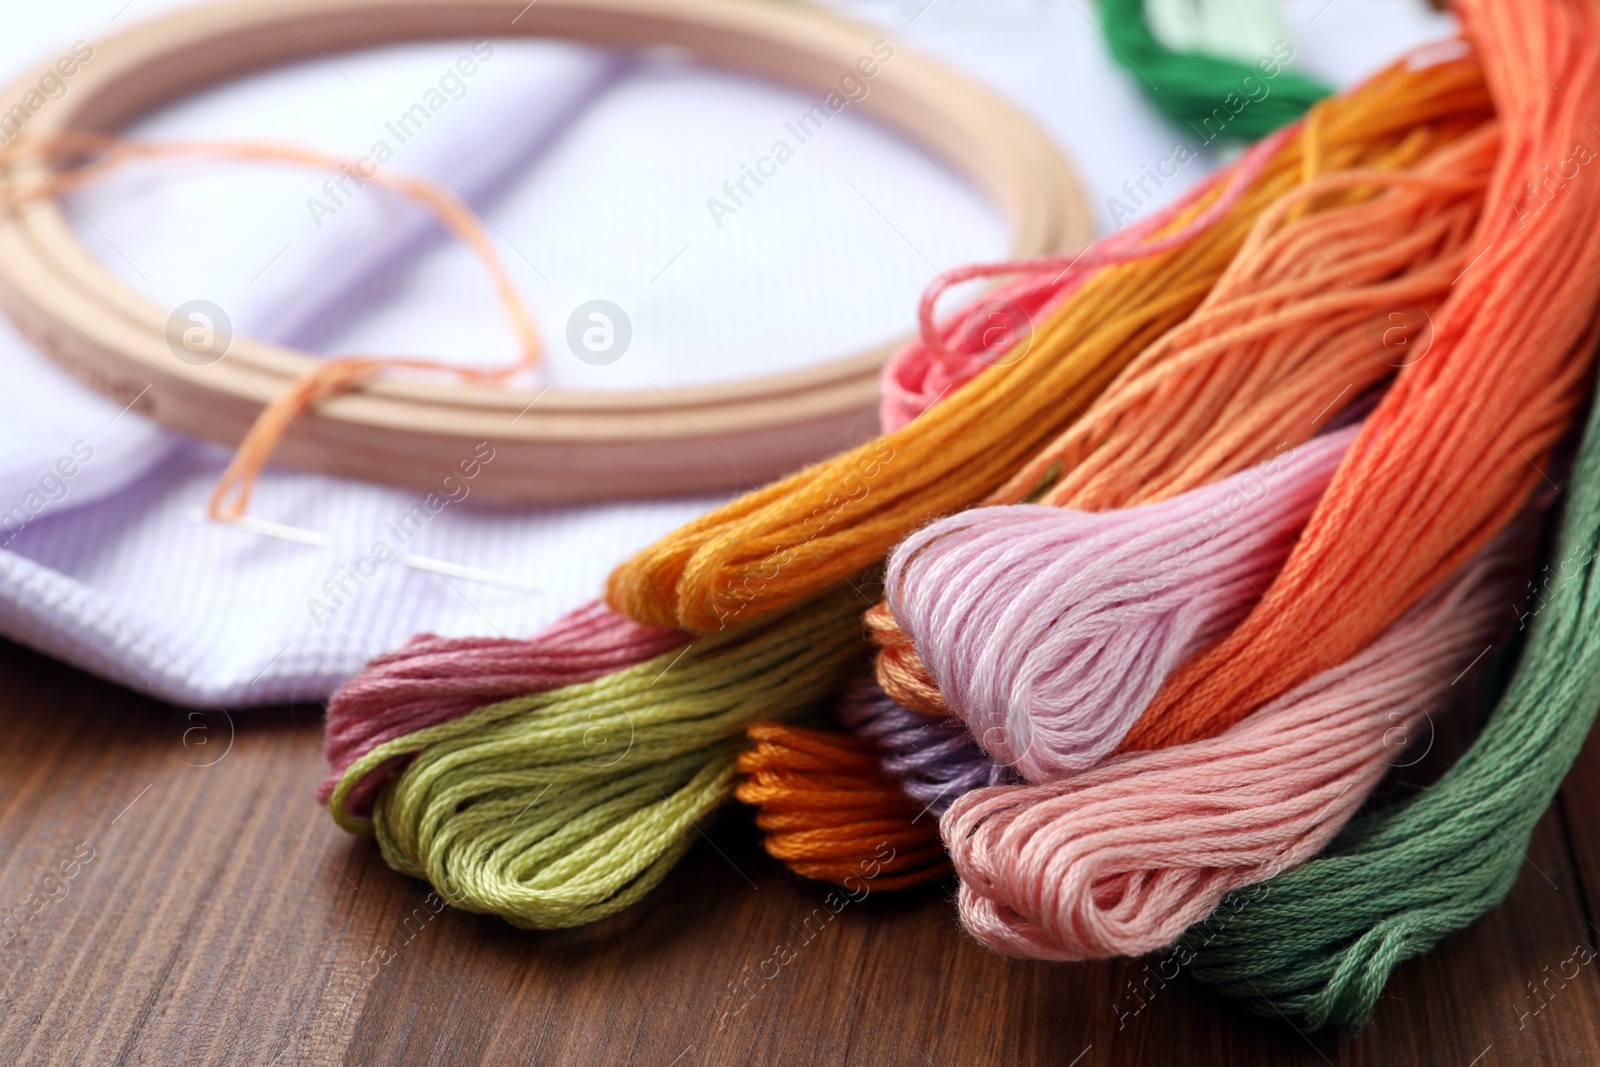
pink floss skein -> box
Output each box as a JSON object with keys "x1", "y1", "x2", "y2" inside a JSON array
[
  {"x1": 318, "y1": 599, "x2": 685, "y2": 813},
  {"x1": 886, "y1": 424, "x2": 1357, "y2": 783},
  {"x1": 940, "y1": 529, "x2": 1523, "y2": 961},
  {"x1": 879, "y1": 126, "x2": 1291, "y2": 432}
]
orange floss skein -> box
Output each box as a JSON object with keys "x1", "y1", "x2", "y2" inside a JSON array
[
  {"x1": 735, "y1": 723, "x2": 950, "y2": 889},
  {"x1": 1122, "y1": 0, "x2": 1600, "y2": 753}
]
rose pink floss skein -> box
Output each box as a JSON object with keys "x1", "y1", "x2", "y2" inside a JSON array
[
  {"x1": 879, "y1": 127, "x2": 1291, "y2": 431},
  {"x1": 941, "y1": 528, "x2": 1523, "y2": 961},
  {"x1": 318, "y1": 598, "x2": 685, "y2": 813},
  {"x1": 886, "y1": 424, "x2": 1356, "y2": 783}
]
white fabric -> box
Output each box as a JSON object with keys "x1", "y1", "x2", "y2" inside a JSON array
[{"x1": 0, "y1": 0, "x2": 1455, "y2": 706}]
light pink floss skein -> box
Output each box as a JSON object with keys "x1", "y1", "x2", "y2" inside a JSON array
[
  {"x1": 879, "y1": 127, "x2": 1292, "y2": 431},
  {"x1": 886, "y1": 424, "x2": 1357, "y2": 783},
  {"x1": 941, "y1": 529, "x2": 1523, "y2": 961},
  {"x1": 318, "y1": 599, "x2": 685, "y2": 812}
]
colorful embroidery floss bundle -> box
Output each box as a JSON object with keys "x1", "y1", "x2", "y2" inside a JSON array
[
  {"x1": 732, "y1": 16, "x2": 1600, "y2": 1036},
  {"x1": 610, "y1": 67, "x2": 1504, "y2": 912},
  {"x1": 301, "y1": 0, "x2": 1600, "y2": 1036},
  {"x1": 732, "y1": 57, "x2": 1498, "y2": 884},
  {"x1": 835, "y1": 677, "x2": 1014, "y2": 815},
  {"x1": 734, "y1": 720, "x2": 952, "y2": 889},
  {"x1": 1121, "y1": 0, "x2": 1600, "y2": 755},
  {"x1": 934, "y1": 0, "x2": 1600, "y2": 1027}
]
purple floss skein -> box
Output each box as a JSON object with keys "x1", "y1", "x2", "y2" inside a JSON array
[
  {"x1": 837, "y1": 677, "x2": 1015, "y2": 814},
  {"x1": 885, "y1": 424, "x2": 1359, "y2": 783}
]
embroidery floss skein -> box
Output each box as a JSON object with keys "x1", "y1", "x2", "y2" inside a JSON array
[
  {"x1": 318, "y1": 600, "x2": 686, "y2": 813},
  {"x1": 836, "y1": 677, "x2": 1014, "y2": 815},
  {"x1": 847, "y1": 419, "x2": 1372, "y2": 824},
  {"x1": 996, "y1": 130, "x2": 1494, "y2": 512},
  {"x1": 886, "y1": 426, "x2": 1357, "y2": 781},
  {"x1": 868, "y1": 600, "x2": 949, "y2": 717},
  {"x1": 1121, "y1": 0, "x2": 1600, "y2": 753},
  {"x1": 327, "y1": 586, "x2": 867, "y2": 928},
  {"x1": 941, "y1": 524, "x2": 1523, "y2": 961},
  {"x1": 734, "y1": 721, "x2": 951, "y2": 889}
]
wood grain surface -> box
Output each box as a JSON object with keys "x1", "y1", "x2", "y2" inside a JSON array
[{"x1": 2, "y1": 636, "x2": 1599, "y2": 1066}]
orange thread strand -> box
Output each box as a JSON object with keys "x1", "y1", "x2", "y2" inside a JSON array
[{"x1": 0, "y1": 131, "x2": 541, "y2": 519}]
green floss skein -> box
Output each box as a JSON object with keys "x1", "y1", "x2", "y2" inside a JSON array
[
  {"x1": 330, "y1": 586, "x2": 869, "y2": 929},
  {"x1": 1182, "y1": 386, "x2": 1600, "y2": 1031},
  {"x1": 1100, "y1": 0, "x2": 1330, "y2": 139}
]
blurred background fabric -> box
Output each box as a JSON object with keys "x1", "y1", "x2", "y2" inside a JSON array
[{"x1": 0, "y1": 0, "x2": 1454, "y2": 706}]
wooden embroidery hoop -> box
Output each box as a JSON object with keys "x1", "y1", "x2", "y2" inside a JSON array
[{"x1": 0, "y1": 0, "x2": 1091, "y2": 502}]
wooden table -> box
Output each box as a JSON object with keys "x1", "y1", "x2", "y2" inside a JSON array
[{"x1": 3, "y1": 636, "x2": 1599, "y2": 1066}]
